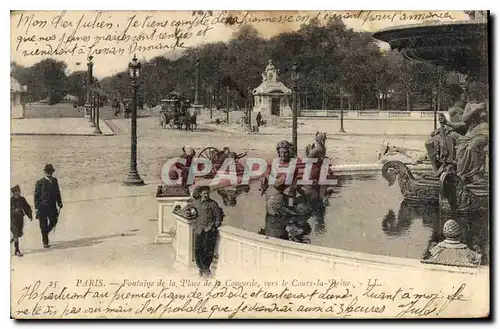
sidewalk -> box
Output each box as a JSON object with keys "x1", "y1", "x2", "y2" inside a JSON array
[
  {"x1": 11, "y1": 118, "x2": 114, "y2": 136},
  {"x1": 10, "y1": 182, "x2": 178, "y2": 276}
]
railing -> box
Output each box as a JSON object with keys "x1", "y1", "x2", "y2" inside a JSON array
[
  {"x1": 295, "y1": 110, "x2": 449, "y2": 120},
  {"x1": 215, "y1": 225, "x2": 488, "y2": 281}
]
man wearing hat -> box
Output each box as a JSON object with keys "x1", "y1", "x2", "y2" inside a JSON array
[
  {"x1": 34, "y1": 164, "x2": 63, "y2": 248},
  {"x1": 11, "y1": 185, "x2": 33, "y2": 257},
  {"x1": 188, "y1": 185, "x2": 224, "y2": 277}
]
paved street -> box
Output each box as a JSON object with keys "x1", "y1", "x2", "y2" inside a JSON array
[
  {"x1": 11, "y1": 118, "x2": 114, "y2": 136},
  {"x1": 11, "y1": 116, "x2": 428, "y2": 192},
  {"x1": 206, "y1": 117, "x2": 436, "y2": 137}
]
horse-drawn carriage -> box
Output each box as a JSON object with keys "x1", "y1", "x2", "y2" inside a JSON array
[{"x1": 158, "y1": 92, "x2": 197, "y2": 131}]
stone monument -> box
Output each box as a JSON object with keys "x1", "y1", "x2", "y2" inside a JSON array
[
  {"x1": 252, "y1": 60, "x2": 292, "y2": 118},
  {"x1": 11, "y1": 77, "x2": 27, "y2": 119}
]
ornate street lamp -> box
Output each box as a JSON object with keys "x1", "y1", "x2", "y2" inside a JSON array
[
  {"x1": 123, "y1": 54, "x2": 145, "y2": 186},
  {"x1": 93, "y1": 82, "x2": 102, "y2": 135},
  {"x1": 291, "y1": 62, "x2": 300, "y2": 157},
  {"x1": 85, "y1": 56, "x2": 95, "y2": 126},
  {"x1": 339, "y1": 87, "x2": 346, "y2": 133}
]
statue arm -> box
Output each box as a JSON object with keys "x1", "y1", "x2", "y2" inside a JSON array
[{"x1": 446, "y1": 121, "x2": 467, "y2": 130}]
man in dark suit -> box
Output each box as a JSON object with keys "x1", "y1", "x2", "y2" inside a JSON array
[
  {"x1": 34, "y1": 164, "x2": 63, "y2": 248},
  {"x1": 188, "y1": 186, "x2": 224, "y2": 278}
]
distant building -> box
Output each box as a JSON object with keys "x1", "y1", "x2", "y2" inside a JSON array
[{"x1": 10, "y1": 77, "x2": 27, "y2": 119}]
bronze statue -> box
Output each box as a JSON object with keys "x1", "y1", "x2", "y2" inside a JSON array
[
  {"x1": 454, "y1": 102, "x2": 489, "y2": 184},
  {"x1": 424, "y1": 85, "x2": 466, "y2": 175},
  {"x1": 305, "y1": 131, "x2": 327, "y2": 160}
]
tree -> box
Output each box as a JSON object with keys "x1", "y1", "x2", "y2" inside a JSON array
[{"x1": 67, "y1": 71, "x2": 87, "y2": 106}]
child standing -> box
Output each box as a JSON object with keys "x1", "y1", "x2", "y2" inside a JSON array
[{"x1": 11, "y1": 185, "x2": 32, "y2": 257}]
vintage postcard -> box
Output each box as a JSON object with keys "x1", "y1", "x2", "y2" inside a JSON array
[{"x1": 10, "y1": 10, "x2": 490, "y2": 319}]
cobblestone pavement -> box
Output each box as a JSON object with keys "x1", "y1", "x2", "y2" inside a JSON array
[{"x1": 11, "y1": 116, "x2": 427, "y2": 193}]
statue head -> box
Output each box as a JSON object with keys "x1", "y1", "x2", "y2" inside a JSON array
[
  {"x1": 463, "y1": 102, "x2": 487, "y2": 124},
  {"x1": 276, "y1": 140, "x2": 293, "y2": 161},
  {"x1": 315, "y1": 131, "x2": 327, "y2": 145}
]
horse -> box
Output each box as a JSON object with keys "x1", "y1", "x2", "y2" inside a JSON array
[
  {"x1": 111, "y1": 100, "x2": 121, "y2": 116},
  {"x1": 176, "y1": 114, "x2": 193, "y2": 131},
  {"x1": 175, "y1": 112, "x2": 197, "y2": 131}
]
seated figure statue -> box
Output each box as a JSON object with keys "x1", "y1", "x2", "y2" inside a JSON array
[{"x1": 455, "y1": 102, "x2": 489, "y2": 184}]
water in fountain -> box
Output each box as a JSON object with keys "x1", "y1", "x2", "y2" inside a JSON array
[{"x1": 213, "y1": 175, "x2": 489, "y2": 263}]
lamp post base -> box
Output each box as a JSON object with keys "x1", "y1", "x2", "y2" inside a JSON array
[
  {"x1": 338, "y1": 128, "x2": 346, "y2": 133},
  {"x1": 93, "y1": 127, "x2": 102, "y2": 135},
  {"x1": 123, "y1": 172, "x2": 145, "y2": 186}
]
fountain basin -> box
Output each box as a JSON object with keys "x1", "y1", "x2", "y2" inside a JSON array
[{"x1": 373, "y1": 20, "x2": 488, "y2": 82}]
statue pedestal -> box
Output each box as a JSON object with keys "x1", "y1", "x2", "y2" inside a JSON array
[
  {"x1": 421, "y1": 220, "x2": 482, "y2": 268},
  {"x1": 172, "y1": 210, "x2": 198, "y2": 275},
  {"x1": 281, "y1": 106, "x2": 292, "y2": 117},
  {"x1": 155, "y1": 186, "x2": 191, "y2": 244},
  {"x1": 84, "y1": 104, "x2": 91, "y2": 119}
]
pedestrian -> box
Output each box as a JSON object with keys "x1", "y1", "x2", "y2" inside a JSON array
[
  {"x1": 187, "y1": 186, "x2": 224, "y2": 278},
  {"x1": 34, "y1": 164, "x2": 63, "y2": 248},
  {"x1": 256, "y1": 111, "x2": 262, "y2": 128},
  {"x1": 11, "y1": 185, "x2": 33, "y2": 257}
]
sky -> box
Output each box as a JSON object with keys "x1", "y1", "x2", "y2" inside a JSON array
[{"x1": 10, "y1": 10, "x2": 469, "y2": 78}]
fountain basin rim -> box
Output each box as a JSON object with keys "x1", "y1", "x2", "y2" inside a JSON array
[
  {"x1": 373, "y1": 20, "x2": 487, "y2": 42},
  {"x1": 184, "y1": 162, "x2": 433, "y2": 193},
  {"x1": 218, "y1": 225, "x2": 488, "y2": 274}
]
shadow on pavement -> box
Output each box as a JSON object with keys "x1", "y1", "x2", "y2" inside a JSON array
[{"x1": 24, "y1": 233, "x2": 136, "y2": 255}]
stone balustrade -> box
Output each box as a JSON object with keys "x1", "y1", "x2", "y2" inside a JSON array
[{"x1": 297, "y1": 110, "x2": 450, "y2": 120}]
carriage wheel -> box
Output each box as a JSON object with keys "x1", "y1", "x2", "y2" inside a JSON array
[{"x1": 198, "y1": 147, "x2": 220, "y2": 177}]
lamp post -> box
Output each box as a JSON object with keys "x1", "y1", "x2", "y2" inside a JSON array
[
  {"x1": 247, "y1": 87, "x2": 253, "y2": 132},
  {"x1": 123, "y1": 54, "x2": 145, "y2": 186},
  {"x1": 226, "y1": 86, "x2": 230, "y2": 123},
  {"x1": 93, "y1": 82, "x2": 102, "y2": 135},
  {"x1": 208, "y1": 88, "x2": 213, "y2": 119},
  {"x1": 339, "y1": 87, "x2": 346, "y2": 133},
  {"x1": 85, "y1": 56, "x2": 95, "y2": 125},
  {"x1": 194, "y1": 54, "x2": 200, "y2": 105},
  {"x1": 432, "y1": 87, "x2": 438, "y2": 130},
  {"x1": 291, "y1": 62, "x2": 300, "y2": 157}
]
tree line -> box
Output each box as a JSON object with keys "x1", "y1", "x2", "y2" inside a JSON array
[{"x1": 12, "y1": 18, "x2": 469, "y2": 111}]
